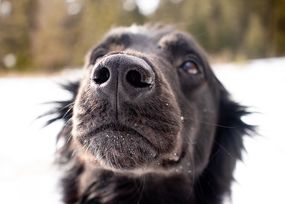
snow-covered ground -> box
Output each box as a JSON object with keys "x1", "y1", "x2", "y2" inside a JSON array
[{"x1": 0, "y1": 58, "x2": 284, "y2": 204}]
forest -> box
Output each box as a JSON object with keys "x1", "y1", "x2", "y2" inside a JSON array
[{"x1": 0, "y1": 0, "x2": 284, "y2": 72}]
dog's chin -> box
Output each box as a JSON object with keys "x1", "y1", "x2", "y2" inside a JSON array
[{"x1": 85, "y1": 129, "x2": 158, "y2": 170}]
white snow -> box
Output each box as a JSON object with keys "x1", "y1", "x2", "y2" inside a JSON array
[
  {"x1": 214, "y1": 58, "x2": 285, "y2": 204},
  {"x1": 0, "y1": 58, "x2": 284, "y2": 203}
]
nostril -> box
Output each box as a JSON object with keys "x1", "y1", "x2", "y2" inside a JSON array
[
  {"x1": 93, "y1": 67, "x2": 110, "y2": 84},
  {"x1": 126, "y1": 70, "x2": 152, "y2": 88}
]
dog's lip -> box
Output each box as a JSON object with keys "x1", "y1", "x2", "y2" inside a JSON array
[{"x1": 92, "y1": 123, "x2": 155, "y2": 149}]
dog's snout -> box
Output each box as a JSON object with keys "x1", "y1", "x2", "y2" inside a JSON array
[{"x1": 92, "y1": 54, "x2": 155, "y2": 100}]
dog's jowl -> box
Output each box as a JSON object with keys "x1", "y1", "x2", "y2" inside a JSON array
[{"x1": 46, "y1": 25, "x2": 252, "y2": 204}]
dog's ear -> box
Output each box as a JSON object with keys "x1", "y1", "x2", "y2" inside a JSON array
[
  {"x1": 42, "y1": 81, "x2": 79, "y2": 126},
  {"x1": 40, "y1": 81, "x2": 80, "y2": 163},
  {"x1": 215, "y1": 87, "x2": 254, "y2": 161},
  {"x1": 194, "y1": 80, "x2": 254, "y2": 203}
]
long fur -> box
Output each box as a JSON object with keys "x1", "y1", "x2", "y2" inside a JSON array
[
  {"x1": 43, "y1": 25, "x2": 254, "y2": 204},
  {"x1": 43, "y1": 81, "x2": 253, "y2": 204}
]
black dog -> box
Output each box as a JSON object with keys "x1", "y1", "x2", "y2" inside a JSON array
[{"x1": 46, "y1": 25, "x2": 252, "y2": 204}]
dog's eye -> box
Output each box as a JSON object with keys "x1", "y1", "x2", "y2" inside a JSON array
[{"x1": 179, "y1": 60, "x2": 200, "y2": 75}]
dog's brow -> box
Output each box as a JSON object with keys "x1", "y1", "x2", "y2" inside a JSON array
[
  {"x1": 158, "y1": 33, "x2": 189, "y2": 50},
  {"x1": 106, "y1": 33, "x2": 131, "y2": 46}
]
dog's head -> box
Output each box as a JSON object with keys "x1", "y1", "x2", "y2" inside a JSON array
[{"x1": 51, "y1": 25, "x2": 251, "y2": 178}]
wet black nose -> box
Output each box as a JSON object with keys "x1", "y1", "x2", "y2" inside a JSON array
[{"x1": 92, "y1": 54, "x2": 155, "y2": 100}]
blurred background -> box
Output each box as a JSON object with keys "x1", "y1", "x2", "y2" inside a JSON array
[
  {"x1": 0, "y1": 0, "x2": 285, "y2": 72},
  {"x1": 0, "y1": 0, "x2": 285, "y2": 204}
]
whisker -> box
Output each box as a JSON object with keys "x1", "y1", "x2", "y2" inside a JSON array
[
  {"x1": 213, "y1": 142, "x2": 235, "y2": 160},
  {"x1": 185, "y1": 117, "x2": 239, "y2": 129}
]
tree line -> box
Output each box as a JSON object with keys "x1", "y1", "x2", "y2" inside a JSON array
[{"x1": 0, "y1": 0, "x2": 284, "y2": 71}]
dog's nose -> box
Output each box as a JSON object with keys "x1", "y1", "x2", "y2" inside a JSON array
[{"x1": 92, "y1": 54, "x2": 155, "y2": 100}]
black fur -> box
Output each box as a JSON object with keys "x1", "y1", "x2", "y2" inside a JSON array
[{"x1": 44, "y1": 25, "x2": 253, "y2": 204}]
